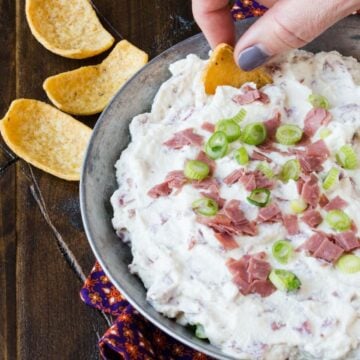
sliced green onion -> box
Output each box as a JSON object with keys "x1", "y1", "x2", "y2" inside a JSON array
[
  {"x1": 280, "y1": 159, "x2": 300, "y2": 182},
  {"x1": 247, "y1": 188, "x2": 271, "y2": 207},
  {"x1": 290, "y1": 198, "x2": 308, "y2": 214},
  {"x1": 257, "y1": 162, "x2": 274, "y2": 179},
  {"x1": 322, "y1": 167, "x2": 340, "y2": 190},
  {"x1": 325, "y1": 209, "x2": 351, "y2": 232},
  {"x1": 336, "y1": 145, "x2": 358, "y2": 170},
  {"x1": 234, "y1": 147, "x2": 249, "y2": 165},
  {"x1": 215, "y1": 119, "x2": 241, "y2": 142},
  {"x1": 308, "y1": 94, "x2": 330, "y2": 109},
  {"x1": 275, "y1": 124, "x2": 303, "y2": 145},
  {"x1": 184, "y1": 160, "x2": 209, "y2": 181},
  {"x1": 205, "y1": 131, "x2": 228, "y2": 160},
  {"x1": 192, "y1": 198, "x2": 218, "y2": 217},
  {"x1": 242, "y1": 122, "x2": 267, "y2": 146},
  {"x1": 195, "y1": 324, "x2": 207, "y2": 339},
  {"x1": 320, "y1": 128, "x2": 332, "y2": 139},
  {"x1": 231, "y1": 108, "x2": 247, "y2": 123},
  {"x1": 336, "y1": 254, "x2": 360, "y2": 274},
  {"x1": 269, "y1": 269, "x2": 301, "y2": 292},
  {"x1": 272, "y1": 240, "x2": 294, "y2": 265}
]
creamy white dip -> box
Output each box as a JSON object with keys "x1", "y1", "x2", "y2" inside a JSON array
[{"x1": 111, "y1": 50, "x2": 360, "y2": 360}]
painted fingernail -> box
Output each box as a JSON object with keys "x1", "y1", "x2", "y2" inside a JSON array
[{"x1": 237, "y1": 44, "x2": 270, "y2": 71}]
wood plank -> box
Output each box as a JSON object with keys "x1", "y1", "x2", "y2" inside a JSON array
[
  {"x1": 0, "y1": 0, "x2": 17, "y2": 359},
  {"x1": 0, "y1": 149, "x2": 17, "y2": 360},
  {"x1": 92, "y1": 0, "x2": 197, "y2": 56},
  {"x1": 14, "y1": 0, "x2": 108, "y2": 358},
  {"x1": 12, "y1": 0, "x2": 197, "y2": 358},
  {"x1": 0, "y1": 154, "x2": 17, "y2": 360},
  {"x1": 15, "y1": 164, "x2": 107, "y2": 359}
]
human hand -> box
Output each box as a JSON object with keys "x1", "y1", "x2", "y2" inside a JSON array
[{"x1": 192, "y1": 0, "x2": 360, "y2": 71}]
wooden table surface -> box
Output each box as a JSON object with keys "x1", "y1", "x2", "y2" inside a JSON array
[{"x1": 0, "y1": 1, "x2": 198, "y2": 358}]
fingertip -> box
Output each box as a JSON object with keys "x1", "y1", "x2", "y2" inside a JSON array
[
  {"x1": 235, "y1": 44, "x2": 271, "y2": 71},
  {"x1": 192, "y1": 0, "x2": 236, "y2": 48}
]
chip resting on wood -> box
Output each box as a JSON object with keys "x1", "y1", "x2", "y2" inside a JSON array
[
  {"x1": 43, "y1": 40, "x2": 149, "y2": 115},
  {"x1": 25, "y1": 0, "x2": 114, "y2": 59},
  {"x1": 0, "y1": 99, "x2": 92, "y2": 181}
]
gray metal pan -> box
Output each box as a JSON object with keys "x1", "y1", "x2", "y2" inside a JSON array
[{"x1": 80, "y1": 17, "x2": 360, "y2": 359}]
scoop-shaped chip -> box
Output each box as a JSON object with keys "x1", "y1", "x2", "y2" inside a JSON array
[
  {"x1": 26, "y1": 0, "x2": 114, "y2": 59},
  {"x1": 203, "y1": 43, "x2": 272, "y2": 95},
  {"x1": 0, "y1": 99, "x2": 92, "y2": 181},
  {"x1": 43, "y1": 40, "x2": 149, "y2": 115}
]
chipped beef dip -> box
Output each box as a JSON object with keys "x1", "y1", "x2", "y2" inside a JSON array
[{"x1": 111, "y1": 50, "x2": 360, "y2": 360}]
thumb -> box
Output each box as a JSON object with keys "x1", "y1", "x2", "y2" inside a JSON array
[{"x1": 234, "y1": 0, "x2": 360, "y2": 71}]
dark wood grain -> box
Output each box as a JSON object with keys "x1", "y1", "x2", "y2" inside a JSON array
[
  {"x1": 14, "y1": 0, "x2": 108, "y2": 357},
  {"x1": 0, "y1": 0, "x2": 197, "y2": 359},
  {"x1": 0, "y1": 0, "x2": 17, "y2": 359},
  {"x1": 91, "y1": 0, "x2": 198, "y2": 57}
]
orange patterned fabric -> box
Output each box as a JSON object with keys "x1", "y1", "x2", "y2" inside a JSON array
[
  {"x1": 81, "y1": 262, "x2": 211, "y2": 359},
  {"x1": 232, "y1": 0, "x2": 267, "y2": 19}
]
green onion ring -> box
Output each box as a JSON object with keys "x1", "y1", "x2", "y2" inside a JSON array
[
  {"x1": 275, "y1": 124, "x2": 303, "y2": 145},
  {"x1": 234, "y1": 147, "x2": 249, "y2": 165},
  {"x1": 242, "y1": 122, "x2": 267, "y2": 146},
  {"x1": 205, "y1": 131, "x2": 228, "y2": 160},
  {"x1": 290, "y1": 198, "x2": 308, "y2": 214},
  {"x1": 336, "y1": 145, "x2": 358, "y2": 170},
  {"x1": 215, "y1": 119, "x2": 241, "y2": 142},
  {"x1": 257, "y1": 162, "x2": 274, "y2": 179},
  {"x1": 195, "y1": 324, "x2": 207, "y2": 339},
  {"x1": 322, "y1": 167, "x2": 340, "y2": 190},
  {"x1": 184, "y1": 160, "x2": 210, "y2": 181},
  {"x1": 272, "y1": 240, "x2": 294, "y2": 264},
  {"x1": 325, "y1": 209, "x2": 352, "y2": 232},
  {"x1": 280, "y1": 159, "x2": 300, "y2": 182},
  {"x1": 308, "y1": 93, "x2": 330, "y2": 109},
  {"x1": 247, "y1": 188, "x2": 271, "y2": 207},
  {"x1": 231, "y1": 108, "x2": 247, "y2": 123},
  {"x1": 269, "y1": 269, "x2": 301, "y2": 292},
  {"x1": 192, "y1": 197, "x2": 219, "y2": 217},
  {"x1": 336, "y1": 254, "x2": 360, "y2": 274}
]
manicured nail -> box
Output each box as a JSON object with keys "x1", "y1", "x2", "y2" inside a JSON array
[{"x1": 237, "y1": 44, "x2": 270, "y2": 71}]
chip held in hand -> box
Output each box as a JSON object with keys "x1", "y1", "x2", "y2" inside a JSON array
[
  {"x1": 202, "y1": 43, "x2": 272, "y2": 95},
  {"x1": 43, "y1": 40, "x2": 149, "y2": 115},
  {"x1": 26, "y1": 0, "x2": 114, "y2": 59},
  {"x1": 0, "y1": 99, "x2": 92, "y2": 181}
]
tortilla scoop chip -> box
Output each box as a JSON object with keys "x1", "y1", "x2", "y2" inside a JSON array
[
  {"x1": 203, "y1": 43, "x2": 272, "y2": 95},
  {"x1": 43, "y1": 40, "x2": 149, "y2": 115},
  {"x1": 26, "y1": 0, "x2": 114, "y2": 59},
  {"x1": 0, "y1": 99, "x2": 92, "y2": 181}
]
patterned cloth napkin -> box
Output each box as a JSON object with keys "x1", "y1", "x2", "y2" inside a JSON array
[
  {"x1": 231, "y1": 0, "x2": 266, "y2": 19},
  {"x1": 80, "y1": 262, "x2": 210, "y2": 359}
]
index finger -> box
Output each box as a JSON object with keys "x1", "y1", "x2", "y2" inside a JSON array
[{"x1": 192, "y1": 0, "x2": 235, "y2": 48}]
